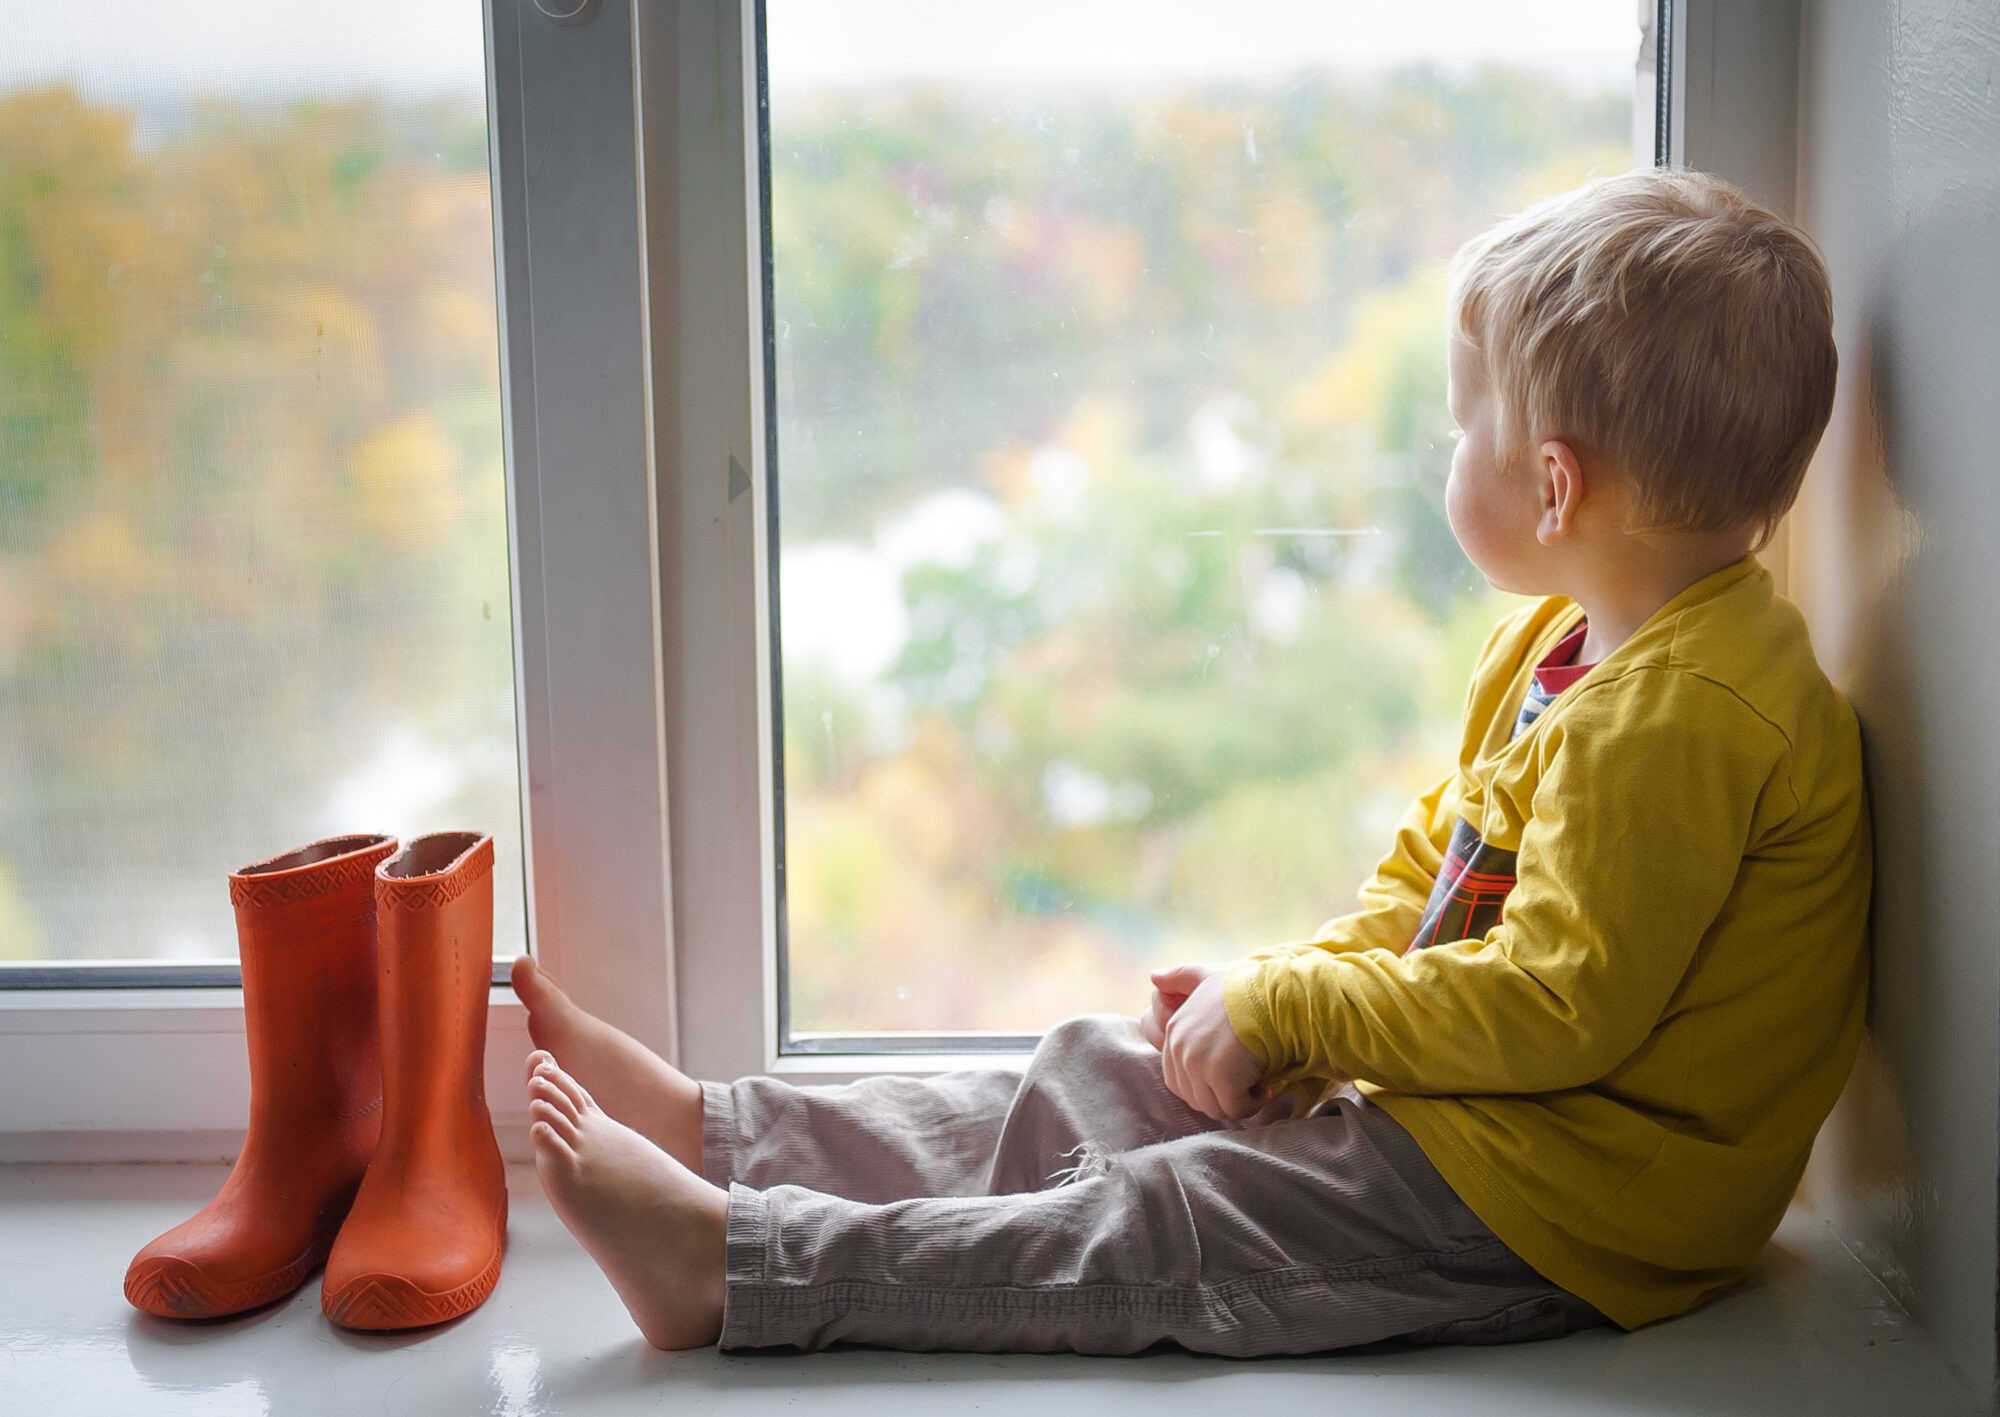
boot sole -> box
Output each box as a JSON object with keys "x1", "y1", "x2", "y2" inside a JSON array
[
  {"x1": 321, "y1": 1197, "x2": 508, "y2": 1331},
  {"x1": 125, "y1": 1245, "x2": 320, "y2": 1320}
]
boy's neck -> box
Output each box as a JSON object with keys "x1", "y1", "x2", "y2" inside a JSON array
[{"x1": 1563, "y1": 532, "x2": 1757, "y2": 666}]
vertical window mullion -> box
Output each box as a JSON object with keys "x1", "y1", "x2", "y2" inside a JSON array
[
  {"x1": 637, "y1": 0, "x2": 774, "y2": 1084},
  {"x1": 488, "y1": 0, "x2": 678, "y2": 1060}
]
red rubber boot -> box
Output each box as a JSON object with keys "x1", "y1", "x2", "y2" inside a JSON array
[
  {"x1": 321, "y1": 832, "x2": 508, "y2": 1330},
  {"x1": 125, "y1": 834, "x2": 397, "y2": 1318}
]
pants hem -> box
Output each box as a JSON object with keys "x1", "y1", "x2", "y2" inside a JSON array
[
  {"x1": 700, "y1": 1080, "x2": 738, "y2": 1189},
  {"x1": 719, "y1": 1183, "x2": 772, "y2": 1348}
]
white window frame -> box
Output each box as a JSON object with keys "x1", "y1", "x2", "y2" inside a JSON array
[{"x1": 0, "y1": 0, "x2": 1809, "y2": 1153}]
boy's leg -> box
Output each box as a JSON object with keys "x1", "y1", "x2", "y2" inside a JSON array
[
  {"x1": 720, "y1": 1087, "x2": 1602, "y2": 1356},
  {"x1": 516, "y1": 948, "x2": 1018, "y2": 1199},
  {"x1": 526, "y1": 1032, "x2": 1601, "y2": 1354},
  {"x1": 706, "y1": 1014, "x2": 1224, "y2": 1203},
  {"x1": 519, "y1": 947, "x2": 1212, "y2": 1205},
  {"x1": 522, "y1": 1029, "x2": 1214, "y2": 1351}
]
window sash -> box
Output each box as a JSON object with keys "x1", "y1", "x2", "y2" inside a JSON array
[{"x1": 742, "y1": 1, "x2": 1678, "y2": 1068}]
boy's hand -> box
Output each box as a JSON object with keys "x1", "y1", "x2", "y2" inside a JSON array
[
  {"x1": 1142, "y1": 963, "x2": 1268, "y2": 1122},
  {"x1": 1138, "y1": 965, "x2": 1198, "y2": 1050}
]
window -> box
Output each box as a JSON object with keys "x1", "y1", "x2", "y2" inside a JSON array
[
  {"x1": 7, "y1": 0, "x2": 1728, "y2": 1134},
  {"x1": 0, "y1": 1, "x2": 526, "y2": 979},
  {"x1": 759, "y1": 1, "x2": 1644, "y2": 1052},
  {"x1": 0, "y1": 0, "x2": 676, "y2": 1146}
]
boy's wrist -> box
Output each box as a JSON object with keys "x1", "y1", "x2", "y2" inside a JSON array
[{"x1": 1221, "y1": 961, "x2": 1277, "y2": 1072}]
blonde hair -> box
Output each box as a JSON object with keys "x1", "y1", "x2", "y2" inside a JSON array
[{"x1": 1448, "y1": 169, "x2": 1836, "y2": 544}]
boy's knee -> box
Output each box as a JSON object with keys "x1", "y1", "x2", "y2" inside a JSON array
[{"x1": 1035, "y1": 1013, "x2": 1142, "y2": 1070}]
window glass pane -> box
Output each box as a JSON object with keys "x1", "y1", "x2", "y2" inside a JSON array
[
  {"x1": 0, "y1": 2, "x2": 524, "y2": 964},
  {"x1": 767, "y1": 1, "x2": 1638, "y2": 1037}
]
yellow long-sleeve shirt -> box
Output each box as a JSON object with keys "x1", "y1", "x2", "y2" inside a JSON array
[{"x1": 1224, "y1": 558, "x2": 1870, "y2": 1329}]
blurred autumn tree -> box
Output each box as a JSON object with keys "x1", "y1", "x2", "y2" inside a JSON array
[{"x1": 0, "y1": 86, "x2": 520, "y2": 961}]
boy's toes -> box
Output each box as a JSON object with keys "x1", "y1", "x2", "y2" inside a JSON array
[
  {"x1": 524, "y1": 1048, "x2": 556, "y2": 1085},
  {"x1": 528, "y1": 1073, "x2": 583, "y2": 1123},
  {"x1": 530, "y1": 1115, "x2": 577, "y2": 1161},
  {"x1": 534, "y1": 1059, "x2": 598, "y2": 1116},
  {"x1": 529, "y1": 1097, "x2": 580, "y2": 1147}
]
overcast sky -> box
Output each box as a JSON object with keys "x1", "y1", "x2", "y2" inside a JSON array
[
  {"x1": 769, "y1": 0, "x2": 1640, "y2": 91},
  {"x1": 3, "y1": 1, "x2": 1639, "y2": 99}
]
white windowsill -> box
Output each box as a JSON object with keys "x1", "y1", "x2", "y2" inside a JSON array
[{"x1": 0, "y1": 1171, "x2": 1980, "y2": 1417}]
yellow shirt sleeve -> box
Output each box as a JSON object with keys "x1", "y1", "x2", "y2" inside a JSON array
[{"x1": 1225, "y1": 667, "x2": 1791, "y2": 1094}]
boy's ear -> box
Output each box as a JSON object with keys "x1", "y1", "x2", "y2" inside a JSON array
[{"x1": 1536, "y1": 439, "x2": 1585, "y2": 545}]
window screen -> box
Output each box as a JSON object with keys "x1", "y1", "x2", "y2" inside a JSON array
[{"x1": 0, "y1": 1, "x2": 524, "y2": 971}]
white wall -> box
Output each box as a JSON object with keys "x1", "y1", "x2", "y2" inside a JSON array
[{"x1": 1790, "y1": 0, "x2": 2000, "y2": 1395}]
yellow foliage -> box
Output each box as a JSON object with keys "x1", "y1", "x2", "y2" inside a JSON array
[
  {"x1": 286, "y1": 285, "x2": 388, "y2": 409},
  {"x1": 856, "y1": 756, "x2": 964, "y2": 873},
  {"x1": 1064, "y1": 218, "x2": 1148, "y2": 332},
  {"x1": 46, "y1": 514, "x2": 157, "y2": 598},
  {"x1": 426, "y1": 287, "x2": 499, "y2": 360},
  {"x1": 1285, "y1": 276, "x2": 1446, "y2": 437},
  {"x1": 1055, "y1": 392, "x2": 1142, "y2": 478},
  {"x1": 1506, "y1": 143, "x2": 1634, "y2": 211},
  {"x1": 0, "y1": 863, "x2": 45, "y2": 961},
  {"x1": 1168, "y1": 774, "x2": 1363, "y2": 947},
  {"x1": 351, "y1": 412, "x2": 462, "y2": 550},
  {"x1": 1250, "y1": 193, "x2": 1330, "y2": 309},
  {"x1": 786, "y1": 797, "x2": 914, "y2": 947}
]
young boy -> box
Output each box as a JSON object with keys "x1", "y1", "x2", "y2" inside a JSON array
[{"x1": 513, "y1": 167, "x2": 1869, "y2": 1355}]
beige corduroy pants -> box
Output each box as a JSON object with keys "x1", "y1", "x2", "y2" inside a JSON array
[{"x1": 701, "y1": 1013, "x2": 1602, "y2": 1355}]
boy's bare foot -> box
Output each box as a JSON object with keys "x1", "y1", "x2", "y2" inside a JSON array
[
  {"x1": 527, "y1": 1056, "x2": 727, "y2": 1350},
  {"x1": 511, "y1": 955, "x2": 705, "y2": 1170}
]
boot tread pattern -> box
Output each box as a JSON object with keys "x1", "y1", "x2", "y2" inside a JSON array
[
  {"x1": 124, "y1": 1245, "x2": 320, "y2": 1319},
  {"x1": 321, "y1": 1224, "x2": 506, "y2": 1331}
]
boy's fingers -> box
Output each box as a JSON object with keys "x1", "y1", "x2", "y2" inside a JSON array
[
  {"x1": 1172, "y1": 1046, "x2": 1218, "y2": 1121},
  {"x1": 1141, "y1": 987, "x2": 1188, "y2": 1046},
  {"x1": 1161, "y1": 1043, "x2": 1192, "y2": 1110},
  {"x1": 1201, "y1": 1074, "x2": 1246, "y2": 1122},
  {"x1": 1201, "y1": 1060, "x2": 1242, "y2": 1122}
]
